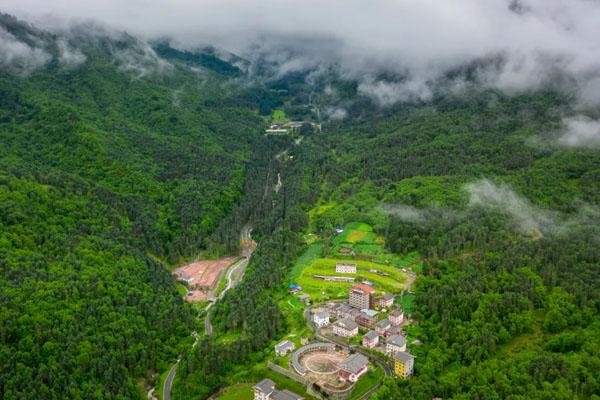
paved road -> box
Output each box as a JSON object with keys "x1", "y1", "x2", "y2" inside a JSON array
[
  {"x1": 163, "y1": 362, "x2": 178, "y2": 400},
  {"x1": 205, "y1": 225, "x2": 254, "y2": 335},
  {"x1": 162, "y1": 225, "x2": 254, "y2": 400}
]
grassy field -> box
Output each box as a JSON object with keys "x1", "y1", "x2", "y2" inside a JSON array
[
  {"x1": 271, "y1": 109, "x2": 288, "y2": 121},
  {"x1": 293, "y1": 257, "x2": 408, "y2": 302},
  {"x1": 397, "y1": 292, "x2": 415, "y2": 314},
  {"x1": 332, "y1": 222, "x2": 384, "y2": 256},
  {"x1": 350, "y1": 365, "x2": 384, "y2": 399},
  {"x1": 288, "y1": 242, "x2": 323, "y2": 284},
  {"x1": 216, "y1": 383, "x2": 254, "y2": 400}
]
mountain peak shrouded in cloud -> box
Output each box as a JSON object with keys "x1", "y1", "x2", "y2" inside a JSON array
[{"x1": 2, "y1": 0, "x2": 600, "y2": 111}]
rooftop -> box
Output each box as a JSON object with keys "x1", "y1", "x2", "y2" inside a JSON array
[
  {"x1": 340, "y1": 353, "x2": 369, "y2": 374},
  {"x1": 336, "y1": 317, "x2": 358, "y2": 331},
  {"x1": 314, "y1": 310, "x2": 330, "y2": 319},
  {"x1": 254, "y1": 378, "x2": 275, "y2": 394},
  {"x1": 387, "y1": 334, "x2": 406, "y2": 347},
  {"x1": 360, "y1": 309, "x2": 378, "y2": 317},
  {"x1": 275, "y1": 340, "x2": 295, "y2": 351},
  {"x1": 376, "y1": 318, "x2": 390, "y2": 328},
  {"x1": 364, "y1": 330, "x2": 379, "y2": 340},
  {"x1": 382, "y1": 293, "x2": 394, "y2": 300},
  {"x1": 351, "y1": 284, "x2": 375, "y2": 294},
  {"x1": 272, "y1": 389, "x2": 304, "y2": 400},
  {"x1": 389, "y1": 309, "x2": 403, "y2": 317},
  {"x1": 393, "y1": 351, "x2": 414, "y2": 363}
]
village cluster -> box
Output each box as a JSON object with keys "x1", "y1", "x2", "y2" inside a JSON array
[
  {"x1": 312, "y1": 275, "x2": 415, "y2": 379},
  {"x1": 254, "y1": 260, "x2": 416, "y2": 400}
]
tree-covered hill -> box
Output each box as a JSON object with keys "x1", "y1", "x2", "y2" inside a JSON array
[{"x1": 0, "y1": 15, "x2": 263, "y2": 399}]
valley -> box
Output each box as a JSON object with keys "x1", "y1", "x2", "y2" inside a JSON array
[{"x1": 0, "y1": 7, "x2": 599, "y2": 400}]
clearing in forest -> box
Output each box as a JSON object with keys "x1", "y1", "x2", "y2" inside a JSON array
[
  {"x1": 294, "y1": 257, "x2": 408, "y2": 302},
  {"x1": 172, "y1": 257, "x2": 236, "y2": 302}
]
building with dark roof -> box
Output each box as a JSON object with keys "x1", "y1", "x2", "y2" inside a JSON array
[
  {"x1": 339, "y1": 353, "x2": 369, "y2": 382},
  {"x1": 275, "y1": 340, "x2": 295, "y2": 356},
  {"x1": 389, "y1": 309, "x2": 404, "y2": 326},
  {"x1": 393, "y1": 351, "x2": 414, "y2": 378},
  {"x1": 376, "y1": 318, "x2": 391, "y2": 335},
  {"x1": 333, "y1": 317, "x2": 358, "y2": 338},
  {"x1": 386, "y1": 334, "x2": 407, "y2": 354},
  {"x1": 362, "y1": 330, "x2": 379, "y2": 348},
  {"x1": 377, "y1": 293, "x2": 395, "y2": 308},
  {"x1": 253, "y1": 379, "x2": 304, "y2": 400}
]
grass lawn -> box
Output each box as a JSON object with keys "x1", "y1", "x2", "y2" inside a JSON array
[
  {"x1": 397, "y1": 292, "x2": 415, "y2": 315},
  {"x1": 227, "y1": 361, "x2": 317, "y2": 400},
  {"x1": 289, "y1": 241, "x2": 323, "y2": 284},
  {"x1": 217, "y1": 383, "x2": 254, "y2": 400},
  {"x1": 294, "y1": 257, "x2": 408, "y2": 302},
  {"x1": 331, "y1": 222, "x2": 386, "y2": 257},
  {"x1": 350, "y1": 365, "x2": 384, "y2": 399}
]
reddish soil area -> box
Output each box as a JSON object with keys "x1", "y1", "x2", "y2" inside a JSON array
[{"x1": 173, "y1": 257, "x2": 236, "y2": 302}]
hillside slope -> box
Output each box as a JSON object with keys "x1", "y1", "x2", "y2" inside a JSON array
[{"x1": 0, "y1": 15, "x2": 262, "y2": 399}]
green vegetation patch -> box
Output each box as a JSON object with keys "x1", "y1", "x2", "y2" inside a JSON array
[
  {"x1": 217, "y1": 383, "x2": 254, "y2": 400},
  {"x1": 271, "y1": 109, "x2": 288, "y2": 121},
  {"x1": 350, "y1": 365, "x2": 384, "y2": 399},
  {"x1": 294, "y1": 257, "x2": 408, "y2": 302}
]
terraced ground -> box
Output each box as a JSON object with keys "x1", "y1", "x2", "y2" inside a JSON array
[
  {"x1": 294, "y1": 257, "x2": 408, "y2": 302},
  {"x1": 287, "y1": 222, "x2": 421, "y2": 302}
]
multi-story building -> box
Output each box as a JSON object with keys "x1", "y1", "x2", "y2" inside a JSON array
[
  {"x1": 333, "y1": 317, "x2": 359, "y2": 338},
  {"x1": 333, "y1": 303, "x2": 362, "y2": 320},
  {"x1": 349, "y1": 284, "x2": 375, "y2": 309},
  {"x1": 254, "y1": 379, "x2": 304, "y2": 400},
  {"x1": 393, "y1": 351, "x2": 414, "y2": 378},
  {"x1": 335, "y1": 262, "x2": 357, "y2": 274},
  {"x1": 339, "y1": 353, "x2": 369, "y2": 382},
  {"x1": 313, "y1": 311, "x2": 330, "y2": 328},
  {"x1": 375, "y1": 318, "x2": 391, "y2": 335},
  {"x1": 355, "y1": 309, "x2": 378, "y2": 328},
  {"x1": 362, "y1": 330, "x2": 379, "y2": 348},
  {"x1": 376, "y1": 293, "x2": 394, "y2": 308},
  {"x1": 389, "y1": 309, "x2": 404, "y2": 326},
  {"x1": 386, "y1": 335, "x2": 406, "y2": 355}
]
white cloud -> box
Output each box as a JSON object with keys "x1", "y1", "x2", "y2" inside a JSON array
[
  {"x1": 558, "y1": 116, "x2": 600, "y2": 148},
  {"x1": 57, "y1": 38, "x2": 86, "y2": 67},
  {"x1": 2, "y1": 0, "x2": 600, "y2": 105},
  {"x1": 465, "y1": 179, "x2": 554, "y2": 237},
  {"x1": 0, "y1": 26, "x2": 50, "y2": 72},
  {"x1": 325, "y1": 106, "x2": 347, "y2": 121},
  {"x1": 358, "y1": 77, "x2": 433, "y2": 106},
  {"x1": 113, "y1": 42, "x2": 172, "y2": 77}
]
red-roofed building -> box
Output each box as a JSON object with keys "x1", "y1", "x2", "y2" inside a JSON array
[{"x1": 349, "y1": 284, "x2": 375, "y2": 309}]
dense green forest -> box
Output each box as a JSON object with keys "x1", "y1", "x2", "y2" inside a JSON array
[
  {"x1": 1, "y1": 12, "x2": 599, "y2": 400},
  {"x1": 309, "y1": 91, "x2": 600, "y2": 399},
  {"x1": 0, "y1": 15, "x2": 263, "y2": 399}
]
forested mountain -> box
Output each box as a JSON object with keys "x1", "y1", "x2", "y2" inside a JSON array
[
  {"x1": 0, "y1": 14, "x2": 263, "y2": 399},
  {"x1": 1, "y1": 10, "x2": 599, "y2": 400}
]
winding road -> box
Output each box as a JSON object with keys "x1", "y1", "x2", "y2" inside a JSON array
[{"x1": 162, "y1": 225, "x2": 254, "y2": 400}]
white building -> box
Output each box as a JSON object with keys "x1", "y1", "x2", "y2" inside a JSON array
[
  {"x1": 313, "y1": 311, "x2": 330, "y2": 328},
  {"x1": 254, "y1": 379, "x2": 304, "y2": 400},
  {"x1": 386, "y1": 335, "x2": 407, "y2": 355},
  {"x1": 274, "y1": 340, "x2": 295, "y2": 356},
  {"x1": 389, "y1": 309, "x2": 404, "y2": 326},
  {"x1": 333, "y1": 317, "x2": 359, "y2": 338},
  {"x1": 336, "y1": 262, "x2": 357, "y2": 274}
]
